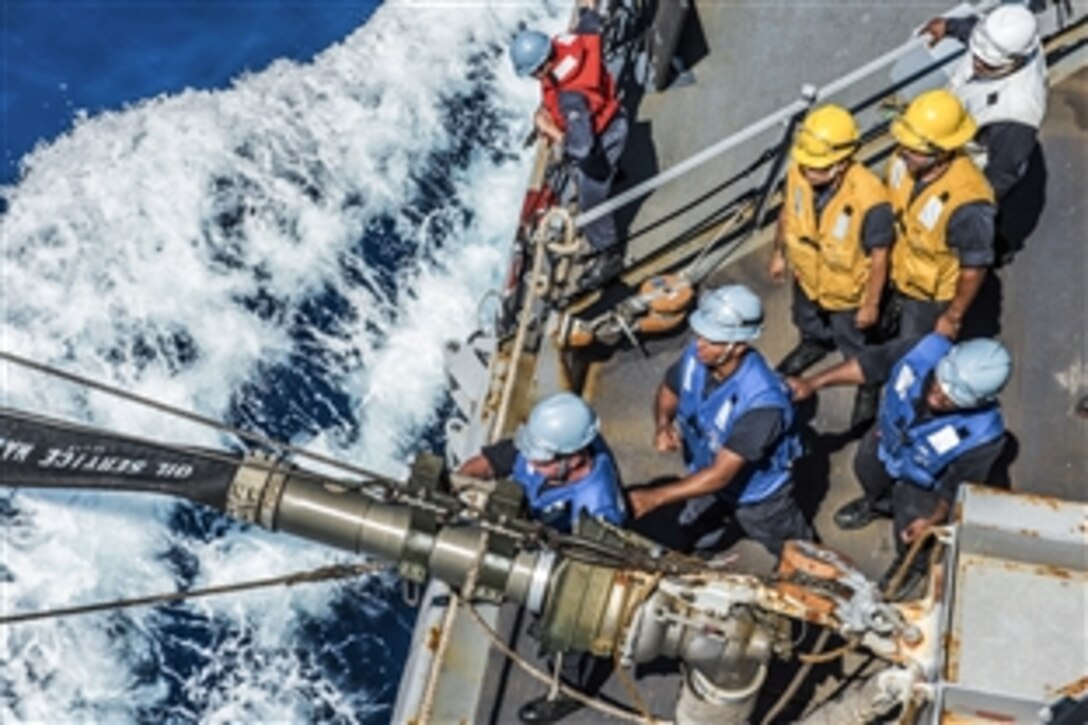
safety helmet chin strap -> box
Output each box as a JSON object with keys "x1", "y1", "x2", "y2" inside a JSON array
[{"x1": 711, "y1": 342, "x2": 739, "y2": 368}]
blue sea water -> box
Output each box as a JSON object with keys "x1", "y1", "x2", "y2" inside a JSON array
[
  {"x1": 0, "y1": 1, "x2": 563, "y2": 721},
  {"x1": 2, "y1": 1, "x2": 381, "y2": 184}
]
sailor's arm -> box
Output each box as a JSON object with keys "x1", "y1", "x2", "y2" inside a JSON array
[
  {"x1": 629, "y1": 447, "x2": 746, "y2": 518},
  {"x1": 787, "y1": 358, "x2": 866, "y2": 402},
  {"x1": 653, "y1": 382, "x2": 681, "y2": 452},
  {"x1": 901, "y1": 438, "x2": 1003, "y2": 542},
  {"x1": 938, "y1": 267, "x2": 986, "y2": 338},
  {"x1": 633, "y1": 408, "x2": 784, "y2": 518},
  {"x1": 980, "y1": 122, "x2": 1039, "y2": 199},
  {"x1": 919, "y1": 14, "x2": 977, "y2": 46},
  {"x1": 456, "y1": 439, "x2": 518, "y2": 480},
  {"x1": 534, "y1": 107, "x2": 564, "y2": 145},
  {"x1": 937, "y1": 201, "x2": 995, "y2": 338},
  {"x1": 769, "y1": 212, "x2": 788, "y2": 284},
  {"x1": 857, "y1": 202, "x2": 895, "y2": 329},
  {"x1": 788, "y1": 335, "x2": 919, "y2": 401}
]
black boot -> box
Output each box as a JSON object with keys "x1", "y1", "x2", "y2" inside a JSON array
[
  {"x1": 776, "y1": 339, "x2": 832, "y2": 376},
  {"x1": 517, "y1": 695, "x2": 584, "y2": 724},
  {"x1": 850, "y1": 384, "x2": 880, "y2": 430},
  {"x1": 833, "y1": 496, "x2": 892, "y2": 531},
  {"x1": 572, "y1": 247, "x2": 624, "y2": 294}
]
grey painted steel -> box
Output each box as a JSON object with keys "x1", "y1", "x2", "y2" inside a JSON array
[
  {"x1": 263, "y1": 474, "x2": 548, "y2": 606},
  {"x1": 934, "y1": 485, "x2": 1088, "y2": 721},
  {"x1": 274, "y1": 479, "x2": 411, "y2": 561}
]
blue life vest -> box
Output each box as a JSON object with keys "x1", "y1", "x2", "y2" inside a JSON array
[
  {"x1": 675, "y1": 343, "x2": 800, "y2": 505},
  {"x1": 877, "y1": 334, "x2": 1005, "y2": 489},
  {"x1": 512, "y1": 439, "x2": 626, "y2": 533}
]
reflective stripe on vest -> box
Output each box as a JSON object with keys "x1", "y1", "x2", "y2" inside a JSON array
[
  {"x1": 541, "y1": 33, "x2": 620, "y2": 135},
  {"x1": 783, "y1": 162, "x2": 889, "y2": 310},
  {"x1": 887, "y1": 154, "x2": 994, "y2": 301},
  {"x1": 675, "y1": 343, "x2": 799, "y2": 504},
  {"x1": 512, "y1": 440, "x2": 626, "y2": 533},
  {"x1": 877, "y1": 334, "x2": 1005, "y2": 489}
]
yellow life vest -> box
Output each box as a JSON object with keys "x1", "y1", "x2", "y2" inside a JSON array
[
  {"x1": 782, "y1": 162, "x2": 889, "y2": 310},
  {"x1": 887, "y1": 154, "x2": 994, "y2": 302}
]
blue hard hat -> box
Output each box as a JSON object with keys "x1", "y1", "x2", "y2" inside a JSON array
[
  {"x1": 510, "y1": 29, "x2": 551, "y2": 77},
  {"x1": 515, "y1": 392, "x2": 599, "y2": 461},
  {"x1": 689, "y1": 285, "x2": 764, "y2": 343},
  {"x1": 936, "y1": 338, "x2": 1012, "y2": 408}
]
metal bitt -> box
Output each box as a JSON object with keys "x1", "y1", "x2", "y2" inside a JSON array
[{"x1": 224, "y1": 454, "x2": 554, "y2": 612}]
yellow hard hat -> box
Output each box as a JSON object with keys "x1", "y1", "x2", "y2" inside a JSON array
[
  {"x1": 791, "y1": 105, "x2": 860, "y2": 168},
  {"x1": 891, "y1": 89, "x2": 977, "y2": 154}
]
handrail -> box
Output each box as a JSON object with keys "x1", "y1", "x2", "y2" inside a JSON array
[{"x1": 572, "y1": 2, "x2": 995, "y2": 231}]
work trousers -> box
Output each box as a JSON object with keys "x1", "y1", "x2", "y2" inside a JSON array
[
  {"x1": 682, "y1": 483, "x2": 813, "y2": 560},
  {"x1": 578, "y1": 113, "x2": 629, "y2": 251},
  {"x1": 791, "y1": 281, "x2": 869, "y2": 358},
  {"x1": 885, "y1": 287, "x2": 947, "y2": 341}
]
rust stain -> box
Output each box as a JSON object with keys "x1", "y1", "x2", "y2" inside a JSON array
[
  {"x1": 932, "y1": 561, "x2": 946, "y2": 599},
  {"x1": 1052, "y1": 675, "x2": 1088, "y2": 698},
  {"x1": 774, "y1": 582, "x2": 836, "y2": 618},
  {"x1": 1018, "y1": 491, "x2": 1063, "y2": 511},
  {"x1": 974, "y1": 486, "x2": 1063, "y2": 510},
  {"x1": 942, "y1": 710, "x2": 1016, "y2": 723},
  {"x1": 944, "y1": 631, "x2": 960, "y2": 682},
  {"x1": 427, "y1": 625, "x2": 442, "y2": 652},
  {"x1": 1041, "y1": 564, "x2": 1073, "y2": 580},
  {"x1": 777, "y1": 541, "x2": 841, "y2": 580},
  {"x1": 953, "y1": 500, "x2": 964, "y2": 524}
]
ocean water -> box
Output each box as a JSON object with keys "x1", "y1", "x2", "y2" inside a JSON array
[{"x1": 0, "y1": 1, "x2": 565, "y2": 721}]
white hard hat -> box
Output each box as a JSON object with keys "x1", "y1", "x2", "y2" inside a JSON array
[
  {"x1": 936, "y1": 338, "x2": 1013, "y2": 408},
  {"x1": 689, "y1": 285, "x2": 764, "y2": 343},
  {"x1": 970, "y1": 4, "x2": 1039, "y2": 67},
  {"x1": 515, "y1": 393, "x2": 599, "y2": 461}
]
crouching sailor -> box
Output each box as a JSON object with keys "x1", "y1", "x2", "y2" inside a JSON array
[
  {"x1": 458, "y1": 392, "x2": 626, "y2": 723},
  {"x1": 788, "y1": 335, "x2": 1010, "y2": 595}
]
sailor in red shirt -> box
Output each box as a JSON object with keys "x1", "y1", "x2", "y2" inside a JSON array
[{"x1": 510, "y1": 1, "x2": 629, "y2": 288}]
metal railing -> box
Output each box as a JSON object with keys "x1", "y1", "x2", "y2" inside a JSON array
[{"x1": 572, "y1": 0, "x2": 1009, "y2": 233}]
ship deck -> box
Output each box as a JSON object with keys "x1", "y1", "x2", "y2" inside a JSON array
[{"x1": 478, "y1": 4, "x2": 1087, "y2": 722}]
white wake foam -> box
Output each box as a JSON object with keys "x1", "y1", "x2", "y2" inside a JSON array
[{"x1": 1, "y1": 1, "x2": 567, "y2": 720}]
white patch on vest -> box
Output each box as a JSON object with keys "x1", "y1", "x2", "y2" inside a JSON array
[
  {"x1": 714, "y1": 398, "x2": 734, "y2": 432},
  {"x1": 894, "y1": 364, "x2": 916, "y2": 398},
  {"x1": 793, "y1": 188, "x2": 804, "y2": 218},
  {"x1": 683, "y1": 358, "x2": 696, "y2": 393},
  {"x1": 553, "y1": 55, "x2": 578, "y2": 82},
  {"x1": 917, "y1": 195, "x2": 944, "y2": 231},
  {"x1": 555, "y1": 34, "x2": 576, "y2": 46},
  {"x1": 890, "y1": 157, "x2": 907, "y2": 189},
  {"x1": 926, "y1": 425, "x2": 961, "y2": 455},
  {"x1": 831, "y1": 212, "x2": 850, "y2": 240}
]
